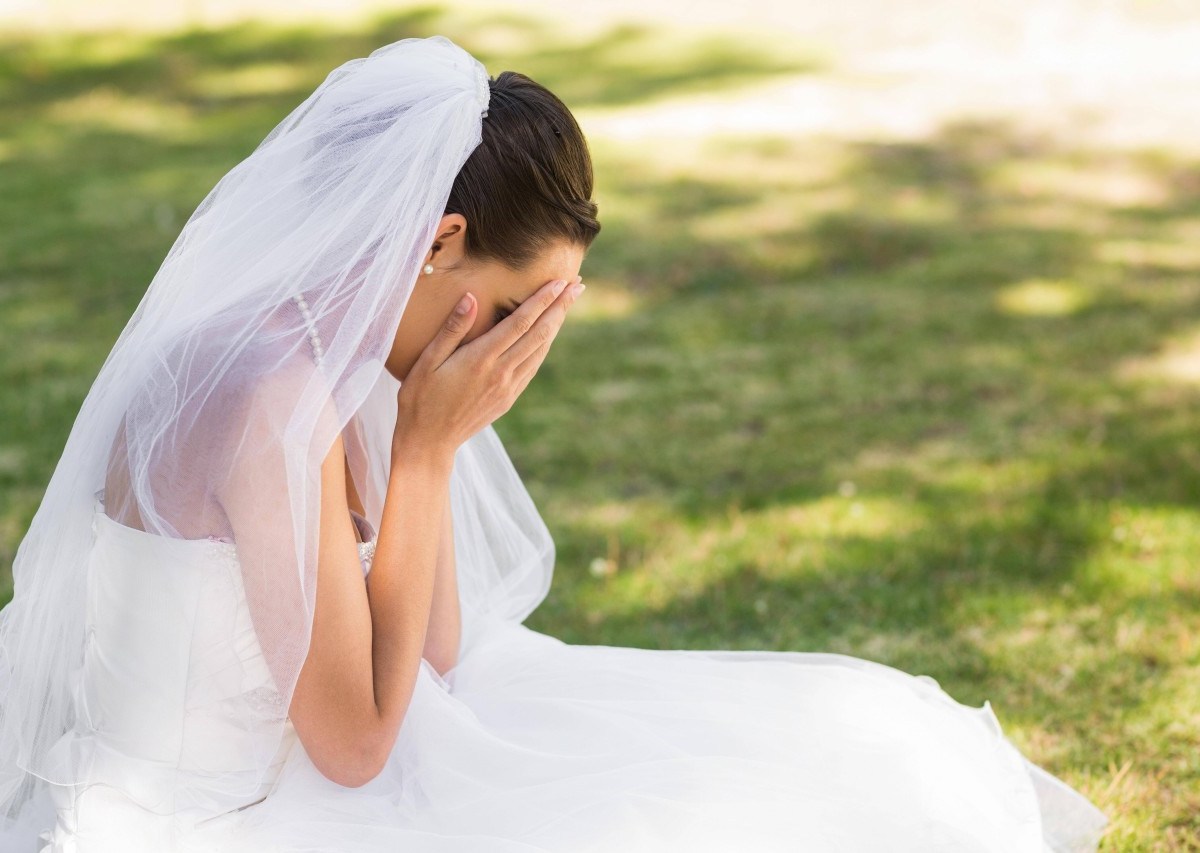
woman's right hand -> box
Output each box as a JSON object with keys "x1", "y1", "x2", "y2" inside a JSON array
[{"x1": 392, "y1": 275, "x2": 584, "y2": 462}]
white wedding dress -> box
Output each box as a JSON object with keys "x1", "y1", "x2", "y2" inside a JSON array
[{"x1": 23, "y1": 490, "x2": 1109, "y2": 852}]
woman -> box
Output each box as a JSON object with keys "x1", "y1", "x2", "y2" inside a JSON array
[{"x1": 0, "y1": 35, "x2": 1108, "y2": 852}]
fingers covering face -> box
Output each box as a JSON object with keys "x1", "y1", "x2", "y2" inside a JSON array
[{"x1": 492, "y1": 275, "x2": 581, "y2": 367}]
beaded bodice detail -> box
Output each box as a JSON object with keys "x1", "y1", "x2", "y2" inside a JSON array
[
  {"x1": 201, "y1": 507, "x2": 377, "y2": 577},
  {"x1": 204, "y1": 535, "x2": 376, "y2": 576}
]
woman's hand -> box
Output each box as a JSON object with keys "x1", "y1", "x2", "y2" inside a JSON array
[{"x1": 392, "y1": 275, "x2": 584, "y2": 461}]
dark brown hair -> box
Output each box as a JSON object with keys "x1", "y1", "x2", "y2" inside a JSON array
[{"x1": 445, "y1": 71, "x2": 600, "y2": 270}]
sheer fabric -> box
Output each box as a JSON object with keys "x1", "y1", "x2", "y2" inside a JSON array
[{"x1": 0, "y1": 33, "x2": 537, "y2": 835}]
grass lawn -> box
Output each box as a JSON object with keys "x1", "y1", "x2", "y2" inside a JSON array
[{"x1": 1, "y1": 5, "x2": 1198, "y2": 849}]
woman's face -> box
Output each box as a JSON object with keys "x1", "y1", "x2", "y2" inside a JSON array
[{"x1": 385, "y1": 214, "x2": 585, "y2": 381}]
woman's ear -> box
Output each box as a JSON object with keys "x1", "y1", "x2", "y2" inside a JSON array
[{"x1": 425, "y1": 213, "x2": 468, "y2": 269}]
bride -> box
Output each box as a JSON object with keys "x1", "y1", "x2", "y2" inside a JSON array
[{"x1": 0, "y1": 35, "x2": 1108, "y2": 852}]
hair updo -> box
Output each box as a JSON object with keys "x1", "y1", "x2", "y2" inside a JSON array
[{"x1": 445, "y1": 71, "x2": 601, "y2": 270}]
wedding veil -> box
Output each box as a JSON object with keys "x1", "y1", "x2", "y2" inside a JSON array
[{"x1": 0, "y1": 34, "x2": 556, "y2": 832}]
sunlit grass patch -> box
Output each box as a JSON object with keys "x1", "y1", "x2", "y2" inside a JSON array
[
  {"x1": 43, "y1": 86, "x2": 197, "y2": 138},
  {"x1": 1097, "y1": 239, "x2": 1200, "y2": 273},
  {"x1": 552, "y1": 493, "x2": 928, "y2": 632},
  {"x1": 996, "y1": 278, "x2": 1093, "y2": 317},
  {"x1": 991, "y1": 155, "x2": 1171, "y2": 210},
  {"x1": 190, "y1": 61, "x2": 311, "y2": 98},
  {"x1": 1117, "y1": 326, "x2": 1200, "y2": 385}
]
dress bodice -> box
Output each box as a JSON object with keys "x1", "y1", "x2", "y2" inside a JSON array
[{"x1": 40, "y1": 491, "x2": 377, "y2": 835}]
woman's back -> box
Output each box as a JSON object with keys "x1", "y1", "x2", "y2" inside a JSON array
[{"x1": 37, "y1": 489, "x2": 377, "y2": 847}]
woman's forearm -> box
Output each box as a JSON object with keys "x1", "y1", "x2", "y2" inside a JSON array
[
  {"x1": 422, "y1": 490, "x2": 462, "y2": 676},
  {"x1": 364, "y1": 439, "x2": 454, "y2": 757}
]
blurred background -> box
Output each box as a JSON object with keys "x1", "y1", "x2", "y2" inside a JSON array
[{"x1": 1, "y1": 1, "x2": 1198, "y2": 846}]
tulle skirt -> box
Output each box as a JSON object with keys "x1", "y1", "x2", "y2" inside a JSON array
[{"x1": 137, "y1": 616, "x2": 1110, "y2": 853}]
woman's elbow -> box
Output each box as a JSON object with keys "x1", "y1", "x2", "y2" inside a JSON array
[
  {"x1": 311, "y1": 745, "x2": 373, "y2": 789},
  {"x1": 307, "y1": 718, "x2": 393, "y2": 789},
  {"x1": 427, "y1": 655, "x2": 456, "y2": 679},
  {"x1": 327, "y1": 741, "x2": 388, "y2": 789},
  {"x1": 424, "y1": 640, "x2": 460, "y2": 678}
]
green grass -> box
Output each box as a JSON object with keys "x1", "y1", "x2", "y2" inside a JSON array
[{"x1": 1, "y1": 7, "x2": 1198, "y2": 849}]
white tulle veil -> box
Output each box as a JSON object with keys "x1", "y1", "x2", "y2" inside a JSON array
[{"x1": 0, "y1": 34, "x2": 556, "y2": 833}]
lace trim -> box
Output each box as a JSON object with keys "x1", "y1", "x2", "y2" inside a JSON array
[
  {"x1": 244, "y1": 684, "x2": 289, "y2": 718},
  {"x1": 206, "y1": 537, "x2": 376, "y2": 570}
]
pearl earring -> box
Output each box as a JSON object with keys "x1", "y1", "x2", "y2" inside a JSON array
[{"x1": 423, "y1": 263, "x2": 434, "y2": 275}]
